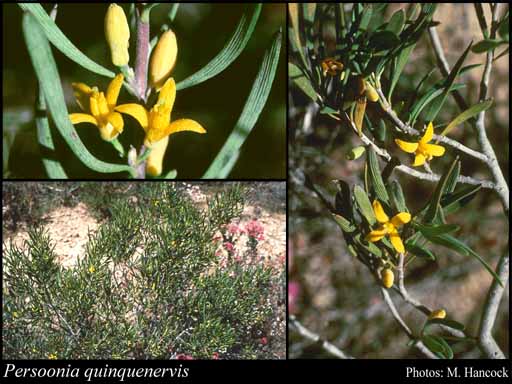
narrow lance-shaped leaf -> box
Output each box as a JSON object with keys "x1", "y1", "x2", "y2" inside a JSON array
[
  {"x1": 423, "y1": 42, "x2": 473, "y2": 122},
  {"x1": 443, "y1": 160, "x2": 460, "y2": 194},
  {"x1": 424, "y1": 157, "x2": 459, "y2": 223},
  {"x1": 441, "y1": 184, "x2": 482, "y2": 214},
  {"x1": 438, "y1": 99, "x2": 493, "y2": 138},
  {"x1": 388, "y1": 42, "x2": 415, "y2": 100},
  {"x1": 203, "y1": 29, "x2": 281, "y2": 178},
  {"x1": 177, "y1": 4, "x2": 262, "y2": 90},
  {"x1": 367, "y1": 146, "x2": 390, "y2": 205},
  {"x1": 23, "y1": 13, "x2": 135, "y2": 177},
  {"x1": 35, "y1": 85, "x2": 67, "y2": 178},
  {"x1": 424, "y1": 233, "x2": 504, "y2": 287},
  {"x1": 354, "y1": 185, "x2": 376, "y2": 225},
  {"x1": 18, "y1": 3, "x2": 114, "y2": 78},
  {"x1": 289, "y1": 62, "x2": 318, "y2": 102},
  {"x1": 405, "y1": 243, "x2": 436, "y2": 261},
  {"x1": 389, "y1": 180, "x2": 408, "y2": 213}
]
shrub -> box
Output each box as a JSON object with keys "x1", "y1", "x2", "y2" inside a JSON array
[{"x1": 3, "y1": 183, "x2": 278, "y2": 359}]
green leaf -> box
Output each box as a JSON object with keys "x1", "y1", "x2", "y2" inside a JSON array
[
  {"x1": 367, "y1": 146, "x2": 390, "y2": 205},
  {"x1": 202, "y1": 29, "x2": 281, "y2": 178},
  {"x1": 405, "y1": 243, "x2": 436, "y2": 261},
  {"x1": 425, "y1": 318, "x2": 465, "y2": 332},
  {"x1": 422, "y1": 334, "x2": 446, "y2": 356},
  {"x1": 332, "y1": 214, "x2": 356, "y2": 233},
  {"x1": 443, "y1": 160, "x2": 461, "y2": 195},
  {"x1": 472, "y1": 39, "x2": 507, "y2": 53},
  {"x1": 423, "y1": 233, "x2": 503, "y2": 287},
  {"x1": 388, "y1": 43, "x2": 416, "y2": 99},
  {"x1": 289, "y1": 63, "x2": 318, "y2": 102},
  {"x1": 354, "y1": 234, "x2": 382, "y2": 258},
  {"x1": 369, "y1": 30, "x2": 400, "y2": 51},
  {"x1": 423, "y1": 42, "x2": 473, "y2": 122},
  {"x1": 176, "y1": 4, "x2": 261, "y2": 90},
  {"x1": 354, "y1": 185, "x2": 376, "y2": 225},
  {"x1": 429, "y1": 335, "x2": 454, "y2": 359},
  {"x1": 386, "y1": 9, "x2": 406, "y2": 35},
  {"x1": 35, "y1": 85, "x2": 67, "y2": 178},
  {"x1": 441, "y1": 184, "x2": 482, "y2": 214},
  {"x1": 414, "y1": 222, "x2": 460, "y2": 236},
  {"x1": 320, "y1": 106, "x2": 338, "y2": 115},
  {"x1": 424, "y1": 158, "x2": 459, "y2": 223},
  {"x1": 23, "y1": 13, "x2": 135, "y2": 177},
  {"x1": 409, "y1": 83, "x2": 466, "y2": 125},
  {"x1": 498, "y1": 15, "x2": 509, "y2": 41},
  {"x1": 162, "y1": 169, "x2": 177, "y2": 179},
  {"x1": 389, "y1": 180, "x2": 409, "y2": 213},
  {"x1": 18, "y1": 3, "x2": 114, "y2": 78},
  {"x1": 440, "y1": 99, "x2": 493, "y2": 137}
]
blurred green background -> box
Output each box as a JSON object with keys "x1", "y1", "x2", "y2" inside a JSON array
[{"x1": 2, "y1": 3, "x2": 285, "y2": 179}]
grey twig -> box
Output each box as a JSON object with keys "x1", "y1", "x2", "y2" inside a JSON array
[
  {"x1": 380, "y1": 288, "x2": 438, "y2": 359},
  {"x1": 289, "y1": 315, "x2": 354, "y2": 359},
  {"x1": 396, "y1": 253, "x2": 467, "y2": 340},
  {"x1": 478, "y1": 251, "x2": 508, "y2": 359},
  {"x1": 426, "y1": 4, "x2": 508, "y2": 359}
]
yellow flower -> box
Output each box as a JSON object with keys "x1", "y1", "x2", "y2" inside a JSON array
[
  {"x1": 69, "y1": 74, "x2": 125, "y2": 141},
  {"x1": 150, "y1": 30, "x2": 178, "y2": 90},
  {"x1": 105, "y1": 4, "x2": 130, "y2": 66},
  {"x1": 365, "y1": 200, "x2": 411, "y2": 253},
  {"x1": 146, "y1": 135, "x2": 169, "y2": 176},
  {"x1": 13, "y1": 311, "x2": 18, "y2": 318},
  {"x1": 428, "y1": 309, "x2": 447, "y2": 320},
  {"x1": 395, "y1": 122, "x2": 445, "y2": 167},
  {"x1": 48, "y1": 353, "x2": 58, "y2": 360},
  {"x1": 88, "y1": 265, "x2": 96, "y2": 274},
  {"x1": 116, "y1": 77, "x2": 206, "y2": 148},
  {"x1": 321, "y1": 58, "x2": 344, "y2": 77}
]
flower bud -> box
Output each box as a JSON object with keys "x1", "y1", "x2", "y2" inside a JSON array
[
  {"x1": 150, "y1": 30, "x2": 178, "y2": 89},
  {"x1": 381, "y1": 268, "x2": 394, "y2": 289},
  {"x1": 346, "y1": 145, "x2": 366, "y2": 160},
  {"x1": 105, "y1": 4, "x2": 130, "y2": 66},
  {"x1": 146, "y1": 136, "x2": 169, "y2": 176},
  {"x1": 428, "y1": 309, "x2": 446, "y2": 320},
  {"x1": 364, "y1": 81, "x2": 379, "y2": 102}
]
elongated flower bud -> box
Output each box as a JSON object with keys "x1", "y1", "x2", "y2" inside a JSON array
[
  {"x1": 146, "y1": 136, "x2": 169, "y2": 176},
  {"x1": 381, "y1": 268, "x2": 394, "y2": 289},
  {"x1": 150, "y1": 30, "x2": 178, "y2": 89},
  {"x1": 364, "y1": 81, "x2": 379, "y2": 102},
  {"x1": 428, "y1": 309, "x2": 446, "y2": 320},
  {"x1": 346, "y1": 146, "x2": 366, "y2": 160},
  {"x1": 105, "y1": 4, "x2": 130, "y2": 66}
]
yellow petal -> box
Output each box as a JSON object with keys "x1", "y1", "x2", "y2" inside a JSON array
[
  {"x1": 365, "y1": 226, "x2": 387, "y2": 242},
  {"x1": 372, "y1": 200, "x2": 389, "y2": 223},
  {"x1": 69, "y1": 113, "x2": 98, "y2": 126},
  {"x1": 422, "y1": 143, "x2": 445, "y2": 157},
  {"x1": 395, "y1": 139, "x2": 418, "y2": 153},
  {"x1": 98, "y1": 122, "x2": 118, "y2": 141},
  {"x1": 157, "y1": 77, "x2": 176, "y2": 111},
  {"x1": 106, "y1": 74, "x2": 124, "y2": 108},
  {"x1": 413, "y1": 153, "x2": 426, "y2": 167},
  {"x1": 391, "y1": 212, "x2": 411, "y2": 227},
  {"x1": 389, "y1": 230, "x2": 405, "y2": 253},
  {"x1": 72, "y1": 82, "x2": 93, "y2": 111},
  {"x1": 420, "y1": 121, "x2": 434, "y2": 144},
  {"x1": 146, "y1": 136, "x2": 169, "y2": 177},
  {"x1": 116, "y1": 103, "x2": 149, "y2": 131},
  {"x1": 106, "y1": 111, "x2": 124, "y2": 134},
  {"x1": 90, "y1": 94, "x2": 100, "y2": 117},
  {"x1": 97, "y1": 92, "x2": 110, "y2": 116},
  {"x1": 166, "y1": 119, "x2": 206, "y2": 136}
]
